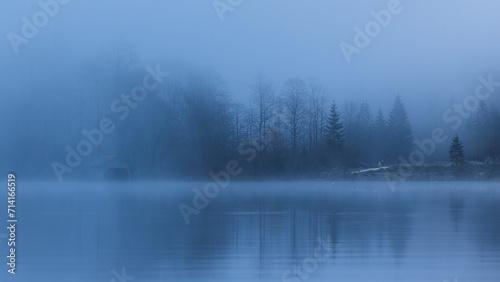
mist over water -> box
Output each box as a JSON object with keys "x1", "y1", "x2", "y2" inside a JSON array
[
  {"x1": 1, "y1": 1, "x2": 500, "y2": 281},
  {"x1": 1, "y1": 1, "x2": 500, "y2": 181},
  {"x1": 0, "y1": 181, "x2": 497, "y2": 281}
]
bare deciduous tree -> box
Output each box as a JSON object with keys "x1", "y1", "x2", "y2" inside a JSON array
[
  {"x1": 251, "y1": 75, "x2": 275, "y2": 152},
  {"x1": 342, "y1": 100, "x2": 358, "y2": 147},
  {"x1": 281, "y1": 77, "x2": 307, "y2": 156},
  {"x1": 306, "y1": 79, "x2": 327, "y2": 149}
]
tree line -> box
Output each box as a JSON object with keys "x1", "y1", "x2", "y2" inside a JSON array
[
  {"x1": 123, "y1": 71, "x2": 417, "y2": 179},
  {"x1": 65, "y1": 50, "x2": 418, "y2": 179},
  {"x1": 4, "y1": 41, "x2": 500, "y2": 180}
]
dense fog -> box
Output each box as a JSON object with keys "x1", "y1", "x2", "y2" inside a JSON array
[
  {"x1": 1, "y1": 1, "x2": 500, "y2": 181},
  {"x1": 1, "y1": 3, "x2": 500, "y2": 281}
]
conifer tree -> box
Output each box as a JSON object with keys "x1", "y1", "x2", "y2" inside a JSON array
[
  {"x1": 374, "y1": 109, "x2": 386, "y2": 134},
  {"x1": 387, "y1": 95, "x2": 413, "y2": 160},
  {"x1": 449, "y1": 135, "x2": 465, "y2": 166},
  {"x1": 325, "y1": 100, "x2": 344, "y2": 149},
  {"x1": 373, "y1": 109, "x2": 388, "y2": 161}
]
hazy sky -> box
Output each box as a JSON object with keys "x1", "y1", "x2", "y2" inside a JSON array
[{"x1": 2, "y1": 0, "x2": 500, "y2": 122}]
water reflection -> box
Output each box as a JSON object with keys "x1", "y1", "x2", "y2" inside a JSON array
[
  {"x1": 5, "y1": 181, "x2": 500, "y2": 281},
  {"x1": 450, "y1": 192, "x2": 465, "y2": 231}
]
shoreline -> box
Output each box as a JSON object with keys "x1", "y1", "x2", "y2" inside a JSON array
[{"x1": 323, "y1": 161, "x2": 500, "y2": 181}]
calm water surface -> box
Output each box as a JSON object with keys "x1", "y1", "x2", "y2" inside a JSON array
[{"x1": 2, "y1": 181, "x2": 499, "y2": 281}]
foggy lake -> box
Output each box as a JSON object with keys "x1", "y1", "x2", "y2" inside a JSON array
[
  {"x1": 3, "y1": 1, "x2": 500, "y2": 281},
  {"x1": 2, "y1": 181, "x2": 498, "y2": 282}
]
